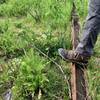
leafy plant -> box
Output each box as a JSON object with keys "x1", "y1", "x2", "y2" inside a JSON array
[
  {"x1": 12, "y1": 49, "x2": 48, "y2": 99},
  {"x1": 0, "y1": 0, "x2": 100, "y2": 100}
]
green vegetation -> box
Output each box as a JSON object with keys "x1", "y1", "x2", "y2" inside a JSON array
[{"x1": 0, "y1": 0, "x2": 100, "y2": 100}]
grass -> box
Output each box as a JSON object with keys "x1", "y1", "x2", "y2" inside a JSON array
[{"x1": 0, "y1": 0, "x2": 100, "y2": 100}]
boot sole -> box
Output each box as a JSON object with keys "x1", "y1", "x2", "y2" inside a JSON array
[{"x1": 58, "y1": 52, "x2": 88, "y2": 66}]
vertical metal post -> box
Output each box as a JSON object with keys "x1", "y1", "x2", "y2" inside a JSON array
[{"x1": 71, "y1": 2, "x2": 88, "y2": 100}]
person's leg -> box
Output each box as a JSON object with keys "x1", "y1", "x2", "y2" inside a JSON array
[
  {"x1": 76, "y1": 0, "x2": 100, "y2": 56},
  {"x1": 58, "y1": 0, "x2": 100, "y2": 63}
]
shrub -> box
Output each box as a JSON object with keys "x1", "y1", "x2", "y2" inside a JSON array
[{"x1": 12, "y1": 49, "x2": 48, "y2": 99}]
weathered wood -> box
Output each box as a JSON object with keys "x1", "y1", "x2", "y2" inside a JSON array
[
  {"x1": 70, "y1": 2, "x2": 88, "y2": 100},
  {"x1": 71, "y1": 64, "x2": 88, "y2": 100}
]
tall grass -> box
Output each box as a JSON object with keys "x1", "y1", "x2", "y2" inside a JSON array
[{"x1": 0, "y1": 0, "x2": 100, "y2": 100}]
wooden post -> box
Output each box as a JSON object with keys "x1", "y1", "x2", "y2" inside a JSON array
[{"x1": 70, "y1": 2, "x2": 88, "y2": 100}]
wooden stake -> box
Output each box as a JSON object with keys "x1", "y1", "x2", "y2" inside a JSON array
[{"x1": 71, "y1": 2, "x2": 88, "y2": 100}]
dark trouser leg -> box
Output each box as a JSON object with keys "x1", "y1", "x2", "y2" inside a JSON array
[{"x1": 76, "y1": 0, "x2": 100, "y2": 55}]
